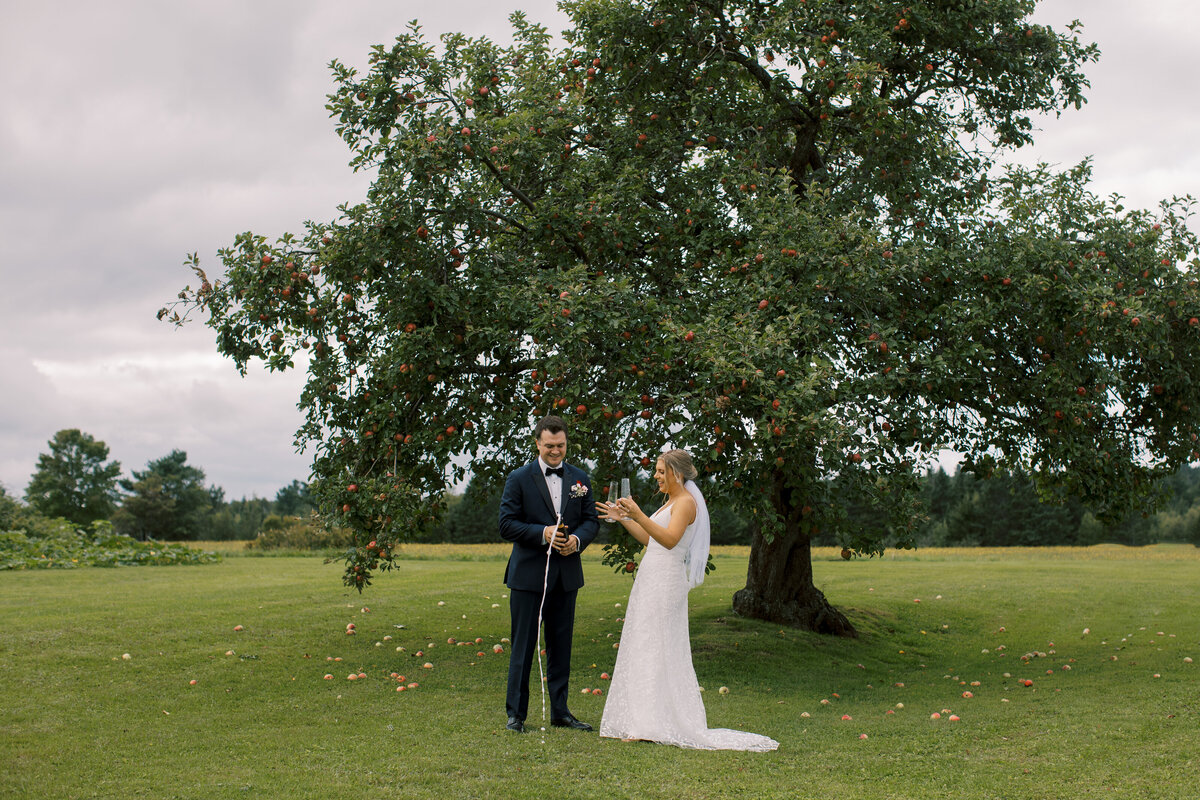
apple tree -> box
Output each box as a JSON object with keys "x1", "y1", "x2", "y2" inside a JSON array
[{"x1": 165, "y1": 0, "x2": 1200, "y2": 634}]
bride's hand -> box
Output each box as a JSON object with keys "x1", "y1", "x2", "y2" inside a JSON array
[
  {"x1": 615, "y1": 496, "x2": 643, "y2": 519},
  {"x1": 597, "y1": 500, "x2": 622, "y2": 521}
]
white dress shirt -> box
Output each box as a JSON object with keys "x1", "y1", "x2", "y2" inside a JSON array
[
  {"x1": 537, "y1": 458, "x2": 578, "y2": 552},
  {"x1": 538, "y1": 457, "x2": 563, "y2": 513}
]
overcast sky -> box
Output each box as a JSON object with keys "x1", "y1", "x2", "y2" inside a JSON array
[{"x1": 2, "y1": 1, "x2": 1197, "y2": 501}]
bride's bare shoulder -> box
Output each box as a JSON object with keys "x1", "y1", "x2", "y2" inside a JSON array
[{"x1": 676, "y1": 493, "x2": 697, "y2": 523}]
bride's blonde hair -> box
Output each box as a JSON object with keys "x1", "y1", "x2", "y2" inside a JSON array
[{"x1": 659, "y1": 449, "x2": 697, "y2": 488}]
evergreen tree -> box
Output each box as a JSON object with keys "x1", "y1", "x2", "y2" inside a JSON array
[
  {"x1": 924, "y1": 468, "x2": 954, "y2": 521},
  {"x1": 274, "y1": 480, "x2": 315, "y2": 517},
  {"x1": 437, "y1": 481, "x2": 501, "y2": 543},
  {"x1": 116, "y1": 451, "x2": 212, "y2": 540},
  {"x1": 111, "y1": 475, "x2": 178, "y2": 541},
  {"x1": 25, "y1": 429, "x2": 122, "y2": 526}
]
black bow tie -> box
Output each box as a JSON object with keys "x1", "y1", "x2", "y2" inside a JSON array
[{"x1": 544, "y1": 466, "x2": 564, "y2": 477}]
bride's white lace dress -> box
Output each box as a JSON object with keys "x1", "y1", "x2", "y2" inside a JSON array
[{"x1": 599, "y1": 503, "x2": 779, "y2": 750}]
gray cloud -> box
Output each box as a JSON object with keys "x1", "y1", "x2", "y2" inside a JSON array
[{"x1": 1022, "y1": 0, "x2": 1200, "y2": 207}]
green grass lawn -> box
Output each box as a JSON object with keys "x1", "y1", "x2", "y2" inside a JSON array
[{"x1": 2, "y1": 546, "x2": 1197, "y2": 799}]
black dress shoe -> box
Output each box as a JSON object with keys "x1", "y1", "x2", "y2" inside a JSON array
[
  {"x1": 551, "y1": 714, "x2": 593, "y2": 731},
  {"x1": 506, "y1": 716, "x2": 526, "y2": 733}
]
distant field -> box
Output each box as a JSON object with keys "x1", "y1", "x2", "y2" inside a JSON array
[
  {"x1": 189, "y1": 539, "x2": 1200, "y2": 562},
  {"x1": 190, "y1": 539, "x2": 252, "y2": 552},
  {"x1": 3, "y1": 546, "x2": 1197, "y2": 799}
]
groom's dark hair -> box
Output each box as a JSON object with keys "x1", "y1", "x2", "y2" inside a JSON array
[{"x1": 534, "y1": 415, "x2": 568, "y2": 441}]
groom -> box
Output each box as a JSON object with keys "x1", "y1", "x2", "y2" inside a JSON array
[{"x1": 499, "y1": 415, "x2": 598, "y2": 733}]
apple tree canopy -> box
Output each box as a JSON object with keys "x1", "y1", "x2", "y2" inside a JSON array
[{"x1": 166, "y1": 0, "x2": 1200, "y2": 634}]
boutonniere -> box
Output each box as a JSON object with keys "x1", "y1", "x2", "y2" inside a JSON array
[{"x1": 569, "y1": 481, "x2": 589, "y2": 498}]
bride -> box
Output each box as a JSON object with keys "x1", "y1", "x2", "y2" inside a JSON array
[{"x1": 597, "y1": 449, "x2": 778, "y2": 751}]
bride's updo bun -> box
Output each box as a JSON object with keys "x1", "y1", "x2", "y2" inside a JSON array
[{"x1": 660, "y1": 449, "x2": 698, "y2": 483}]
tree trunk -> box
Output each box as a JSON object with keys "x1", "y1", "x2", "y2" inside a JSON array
[{"x1": 732, "y1": 515, "x2": 857, "y2": 637}]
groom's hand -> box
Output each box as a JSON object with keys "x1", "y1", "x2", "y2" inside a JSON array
[
  {"x1": 553, "y1": 531, "x2": 579, "y2": 555},
  {"x1": 543, "y1": 524, "x2": 569, "y2": 546}
]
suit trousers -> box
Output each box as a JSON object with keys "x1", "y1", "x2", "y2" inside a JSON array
[{"x1": 506, "y1": 579, "x2": 578, "y2": 721}]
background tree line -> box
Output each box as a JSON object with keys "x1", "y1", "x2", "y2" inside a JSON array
[
  {"x1": 12, "y1": 429, "x2": 313, "y2": 541},
  {"x1": 425, "y1": 467, "x2": 1200, "y2": 549},
  {"x1": 836, "y1": 465, "x2": 1200, "y2": 549},
  {"x1": 10, "y1": 428, "x2": 1200, "y2": 548}
]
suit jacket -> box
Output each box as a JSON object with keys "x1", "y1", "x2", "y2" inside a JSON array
[{"x1": 499, "y1": 460, "x2": 599, "y2": 592}]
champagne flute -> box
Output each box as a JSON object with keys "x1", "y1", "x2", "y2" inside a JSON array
[
  {"x1": 606, "y1": 481, "x2": 619, "y2": 523},
  {"x1": 619, "y1": 478, "x2": 632, "y2": 520}
]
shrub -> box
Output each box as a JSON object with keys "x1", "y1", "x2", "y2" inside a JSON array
[
  {"x1": 0, "y1": 518, "x2": 219, "y2": 570},
  {"x1": 245, "y1": 515, "x2": 355, "y2": 551}
]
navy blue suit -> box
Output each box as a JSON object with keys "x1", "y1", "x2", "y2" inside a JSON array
[{"x1": 499, "y1": 460, "x2": 598, "y2": 722}]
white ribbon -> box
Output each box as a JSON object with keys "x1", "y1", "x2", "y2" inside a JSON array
[{"x1": 533, "y1": 512, "x2": 559, "y2": 732}]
